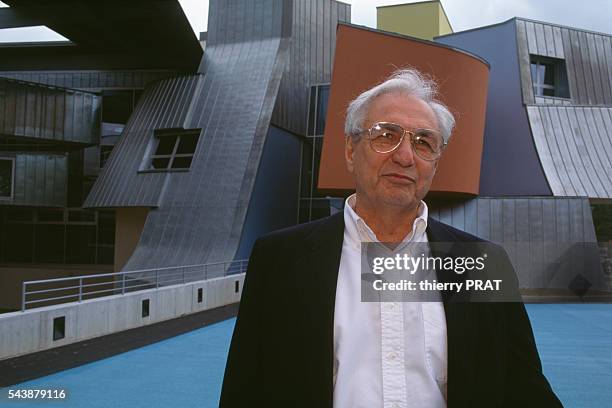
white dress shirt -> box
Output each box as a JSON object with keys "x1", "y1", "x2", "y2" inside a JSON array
[{"x1": 333, "y1": 194, "x2": 448, "y2": 408}]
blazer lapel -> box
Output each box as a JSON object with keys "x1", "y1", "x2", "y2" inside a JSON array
[
  {"x1": 426, "y1": 218, "x2": 479, "y2": 406},
  {"x1": 292, "y1": 212, "x2": 345, "y2": 406}
]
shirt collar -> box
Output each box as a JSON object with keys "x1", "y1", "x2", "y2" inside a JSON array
[{"x1": 343, "y1": 193, "x2": 429, "y2": 247}]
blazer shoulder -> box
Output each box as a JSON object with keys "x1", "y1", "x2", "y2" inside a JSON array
[
  {"x1": 428, "y1": 217, "x2": 488, "y2": 243},
  {"x1": 255, "y1": 211, "x2": 344, "y2": 250}
]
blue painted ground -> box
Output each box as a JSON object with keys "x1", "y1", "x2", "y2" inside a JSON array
[{"x1": 1, "y1": 304, "x2": 610, "y2": 407}]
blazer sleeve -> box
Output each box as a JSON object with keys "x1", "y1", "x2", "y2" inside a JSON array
[
  {"x1": 496, "y1": 247, "x2": 564, "y2": 408},
  {"x1": 219, "y1": 238, "x2": 266, "y2": 407}
]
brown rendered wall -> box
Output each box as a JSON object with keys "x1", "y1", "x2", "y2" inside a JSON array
[
  {"x1": 318, "y1": 24, "x2": 489, "y2": 196},
  {"x1": 114, "y1": 207, "x2": 149, "y2": 272}
]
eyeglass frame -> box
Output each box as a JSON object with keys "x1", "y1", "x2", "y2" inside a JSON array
[{"x1": 353, "y1": 121, "x2": 448, "y2": 161}]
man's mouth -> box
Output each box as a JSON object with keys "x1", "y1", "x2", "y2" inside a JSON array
[{"x1": 382, "y1": 173, "x2": 416, "y2": 184}]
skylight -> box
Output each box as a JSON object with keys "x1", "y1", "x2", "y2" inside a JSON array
[{"x1": 0, "y1": 25, "x2": 69, "y2": 43}]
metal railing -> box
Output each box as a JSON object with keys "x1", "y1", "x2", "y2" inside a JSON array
[{"x1": 21, "y1": 259, "x2": 248, "y2": 312}]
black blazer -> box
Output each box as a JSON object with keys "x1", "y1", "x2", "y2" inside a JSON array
[{"x1": 220, "y1": 212, "x2": 563, "y2": 407}]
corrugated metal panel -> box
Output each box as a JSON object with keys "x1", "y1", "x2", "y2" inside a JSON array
[
  {"x1": 517, "y1": 18, "x2": 612, "y2": 105},
  {"x1": 0, "y1": 78, "x2": 100, "y2": 144},
  {"x1": 84, "y1": 75, "x2": 200, "y2": 208},
  {"x1": 0, "y1": 70, "x2": 179, "y2": 91},
  {"x1": 429, "y1": 196, "x2": 602, "y2": 289},
  {"x1": 271, "y1": 0, "x2": 350, "y2": 135},
  {"x1": 86, "y1": 0, "x2": 293, "y2": 271},
  {"x1": 528, "y1": 105, "x2": 612, "y2": 198},
  {"x1": 0, "y1": 153, "x2": 67, "y2": 206}
]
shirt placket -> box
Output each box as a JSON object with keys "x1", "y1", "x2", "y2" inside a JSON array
[{"x1": 381, "y1": 301, "x2": 407, "y2": 408}]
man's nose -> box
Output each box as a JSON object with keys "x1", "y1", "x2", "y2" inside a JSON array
[{"x1": 391, "y1": 135, "x2": 416, "y2": 166}]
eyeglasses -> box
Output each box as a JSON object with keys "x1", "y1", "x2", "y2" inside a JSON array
[{"x1": 356, "y1": 122, "x2": 447, "y2": 161}]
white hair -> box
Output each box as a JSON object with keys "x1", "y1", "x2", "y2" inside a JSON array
[{"x1": 344, "y1": 68, "x2": 455, "y2": 143}]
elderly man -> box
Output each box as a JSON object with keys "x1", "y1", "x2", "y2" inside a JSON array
[{"x1": 220, "y1": 69, "x2": 562, "y2": 407}]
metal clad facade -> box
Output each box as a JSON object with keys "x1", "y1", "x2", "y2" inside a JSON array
[
  {"x1": 429, "y1": 197, "x2": 600, "y2": 289},
  {"x1": 528, "y1": 106, "x2": 612, "y2": 198},
  {"x1": 86, "y1": 0, "x2": 293, "y2": 271},
  {"x1": 0, "y1": 70, "x2": 179, "y2": 91},
  {"x1": 0, "y1": 78, "x2": 100, "y2": 144},
  {"x1": 0, "y1": 153, "x2": 67, "y2": 206},
  {"x1": 271, "y1": 0, "x2": 350, "y2": 135},
  {"x1": 84, "y1": 75, "x2": 201, "y2": 208},
  {"x1": 517, "y1": 18, "x2": 612, "y2": 105}
]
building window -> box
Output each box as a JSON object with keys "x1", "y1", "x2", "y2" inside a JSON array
[
  {"x1": 0, "y1": 158, "x2": 14, "y2": 199},
  {"x1": 299, "y1": 84, "x2": 343, "y2": 223},
  {"x1": 307, "y1": 84, "x2": 331, "y2": 136},
  {"x1": 142, "y1": 128, "x2": 201, "y2": 171},
  {"x1": 530, "y1": 56, "x2": 570, "y2": 98}
]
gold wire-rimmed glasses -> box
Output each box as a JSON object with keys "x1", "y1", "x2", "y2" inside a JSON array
[{"x1": 356, "y1": 121, "x2": 447, "y2": 161}]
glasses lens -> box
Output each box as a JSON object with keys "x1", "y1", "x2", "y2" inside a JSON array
[
  {"x1": 412, "y1": 129, "x2": 444, "y2": 160},
  {"x1": 369, "y1": 123, "x2": 404, "y2": 153}
]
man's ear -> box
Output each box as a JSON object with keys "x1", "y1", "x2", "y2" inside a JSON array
[{"x1": 345, "y1": 135, "x2": 355, "y2": 174}]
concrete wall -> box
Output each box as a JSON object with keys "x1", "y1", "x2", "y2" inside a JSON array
[
  {"x1": 0, "y1": 273, "x2": 245, "y2": 361},
  {"x1": 114, "y1": 207, "x2": 149, "y2": 272}
]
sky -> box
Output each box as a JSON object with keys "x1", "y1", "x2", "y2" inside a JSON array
[{"x1": 0, "y1": 0, "x2": 611, "y2": 43}]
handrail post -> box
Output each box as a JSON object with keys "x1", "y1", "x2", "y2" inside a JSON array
[
  {"x1": 21, "y1": 281, "x2": 26, "y2": 312},
  {"x1": 122, "y1": 273, "x2": 126, "y2": 295},
  {"x1": 155, "y1": 270, "x2": 159, "y2": 289},
  {"x1": 182, "y1": 268, "x2": 186, "y2": 284},
  {"x1": 78, "y1": 278, "x2": 83, "y2": 302}
]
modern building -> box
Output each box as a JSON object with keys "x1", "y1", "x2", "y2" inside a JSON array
[
  {"x1": 0, "y1": 0, "x2": 203, "y2": 311},
  {"x1": 1, "y1": 0, "x2": 611, "y2": 315}
]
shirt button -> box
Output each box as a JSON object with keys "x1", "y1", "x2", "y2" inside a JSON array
[
  {"x1": 384, "y1": 303, "x2": 395, "y2": 311},
  {"x1": 387, "y1": 351, "x2": 398, "y2": 360}
]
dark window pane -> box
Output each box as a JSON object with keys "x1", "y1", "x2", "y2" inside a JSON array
[
  {"x1": 171, "y1": 156, "x2": 193, "y2": 169},
  {"x1": 151, "y1": 158, "x2": 170, "y2": 169},
  {"x1": 308, "y1": 86, "x2": 317, "y2": 136},
  {"x1": 102, "y1": 90, "x2": 134, "y2": 124},
  {"x1": 315, "y1": 85, "x2": 330, "y2": 135},
  {"x1": 66, "y1": 225, "x2": 96, "y2": 263},
  {"x1": 176, "y1": 133, "x2": 199, "y2": 154},
  {"x1": 6, "y1": 208, "x2": 33, "y2": 222},
  {"x1": 4, "y1": 224, "x2": 33, "y2": 262},
  {"x1": 530, "y1": 63, "x2": 538, "y2": 84},
  {"x1": 68, "y1": 210, "x2": 95, "y2": 222},
  {"x1": 300, "y1": 140, "x2": 313, "y2": 198},
  {"x1": 100, "y1": 145, "x2": 114, "y2": 168},
  {"x1": 38, "y1": 209, "x2": 64, "y2": 222},
  {"x1": 543, "y1": 63, "x2": 555, "y2": 86},
  {"x1": 543, "y1": 88, "x2": 555, "y2": 97},
  {"x1": 154, "y1": 136, "x2": 177, "y2": 156},
  {"x1": 0, "y1": 159, "x2": 12, "y2": 198},
  {"x1": 97, "y1": 210, "x2": 115, "y2": 246},
  {"x1": 35, "y1": 224, "x2": 64, "y2": 263}
]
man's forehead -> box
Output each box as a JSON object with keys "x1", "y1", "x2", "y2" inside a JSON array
[{"x1": 366, "y1": 93, "x2": 438, "y2": 128}]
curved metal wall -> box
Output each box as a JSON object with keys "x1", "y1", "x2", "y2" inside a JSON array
[{"x1": 528, "y1": 105, "x2": 612, "y2": 198}]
